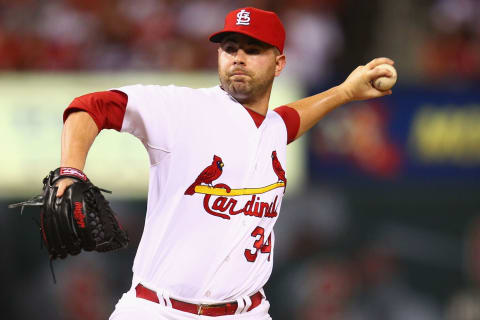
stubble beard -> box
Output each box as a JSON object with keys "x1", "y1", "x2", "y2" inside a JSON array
[{"x1": 219, "y1": 68, "x2": 275, "y2": 104}]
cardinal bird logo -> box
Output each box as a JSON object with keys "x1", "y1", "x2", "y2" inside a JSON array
[
  {"x1": 185, "y1": 155, "x2": 224, "y2": 195},
  {"x1": 271, "y1": 151, "x2": 287, "y2": 193}
]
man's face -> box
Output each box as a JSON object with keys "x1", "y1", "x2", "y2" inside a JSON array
[{"x1": 217, "y1": 33, "x2": 285, "y2": 104}]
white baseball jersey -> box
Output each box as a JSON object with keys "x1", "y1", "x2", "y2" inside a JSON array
[{"x1": 113, "y1": 84, "x2": 289, "y2": 303}]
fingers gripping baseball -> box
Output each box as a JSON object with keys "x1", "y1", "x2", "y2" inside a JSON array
[{"x1": 340, "y1": 57, "x2": 395, "y2": 102}]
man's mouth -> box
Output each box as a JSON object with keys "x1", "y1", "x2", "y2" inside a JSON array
[{"x1": 230, "y1": 69, "x2": 250, "y2": 77}]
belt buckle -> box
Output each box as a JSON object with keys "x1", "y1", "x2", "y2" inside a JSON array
[
  {"x1": 197, "y1": 304, "x2": 208, "y2": 315},
  {"x1": 198, "y1": 303, "x2": 219, "y2": 315}
]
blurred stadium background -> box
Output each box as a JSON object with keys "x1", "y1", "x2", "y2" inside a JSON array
[{"x1": 1, "y1": 0, "x2": 480, "y2": 319}]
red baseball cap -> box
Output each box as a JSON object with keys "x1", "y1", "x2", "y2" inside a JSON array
[{"x1": 209, "y1": 7, "x2": 286, "y2": 53}]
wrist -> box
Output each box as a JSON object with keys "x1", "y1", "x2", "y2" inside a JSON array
[
  {"x1": 333, "y1": 84, "x2": 353, "y2": 104},
  {"x1": 60, "y1": 159, "x2": 85, "y2": 171}
]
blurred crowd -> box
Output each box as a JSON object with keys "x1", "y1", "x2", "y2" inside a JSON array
[
  {"x1": 0, "y1": 0, "x2": 343, "y2": 86},
  {"x1": 420, "y1": 0, "x2": 480, "y2": 82},
  {"x1": 1, "y1": 0, "x2": 479, "y2": 84}
]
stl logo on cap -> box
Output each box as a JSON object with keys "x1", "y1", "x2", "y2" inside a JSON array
[
  {"x1": 236, "y1": 9, "x2": 250, "y2": 25},
  {"x1": 209, "y1": 7, "x2": 286, "y2": 53}
]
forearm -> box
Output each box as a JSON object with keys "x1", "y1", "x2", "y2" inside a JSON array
[
  {"x1": 61, "y1": 111, "x2": 99, "y2": 170},
  {"x1": 287, "y1": 85, "x2": 349, "y2": 139},
  {"x1": 287, "y1": 58, "x2": 395, "y2": 141}
]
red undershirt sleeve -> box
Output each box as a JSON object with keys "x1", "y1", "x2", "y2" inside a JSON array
[
  {"x1": 63, "y1": 90, "x2": 128, "y2": 132},
  {"x1": 274, "y1": 106, "x2": 300, "y2": 144}
]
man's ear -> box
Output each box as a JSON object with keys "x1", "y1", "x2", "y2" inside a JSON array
[{"x1": 275, "y1": 54, "x2": 286, "y2": 77}]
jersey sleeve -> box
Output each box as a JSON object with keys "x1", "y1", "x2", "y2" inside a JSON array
[
  {"x1": 273, "y1": 106, "x2": 300, "y2": 144},
  {"x1": 111, "y1": 84, "x2": 188, "y2": 151},
  {"x1": 63, "y1": 90, "x2": 128, "y2": 131}
]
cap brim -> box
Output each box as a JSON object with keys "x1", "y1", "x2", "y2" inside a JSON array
[
  {"x1": 209, "y1": 31, "x2": 233, "y2": 43},
  {"x1": 209, "y1": 29, "x2": 270, "y2": 46}
]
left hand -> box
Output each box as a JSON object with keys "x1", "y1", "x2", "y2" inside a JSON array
[{"x1": 339, "y1": 57, "x2": 395, "y2": 102}]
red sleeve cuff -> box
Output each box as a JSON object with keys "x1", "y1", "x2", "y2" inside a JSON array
[
  {"x1": 274, "y1": 106, "x2": 300, "y2": 144},
  {"x1": 63, "y1": 90, "x2": 128, "y2": 131}
]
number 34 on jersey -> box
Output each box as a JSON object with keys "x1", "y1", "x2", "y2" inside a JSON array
[{"x1": 244, "y1": 226, "x2": 272, "y2": 262}]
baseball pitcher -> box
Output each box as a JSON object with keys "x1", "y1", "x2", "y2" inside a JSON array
[{"x1": 15, "y1": 7, "x2": 395, "y2": 320}]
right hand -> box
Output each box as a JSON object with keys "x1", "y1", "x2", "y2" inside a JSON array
[
  {"x1": 55, "y1": 178, "x2": 76, "y2": 197},
  {"x1": 339, "y1": 57, "x2": 394, "y2": 102}
]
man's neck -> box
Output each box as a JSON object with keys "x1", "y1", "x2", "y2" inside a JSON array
[
  {"x1": 241, "y1": 100, "x2": 268, "y2": 116},
  {"x1": 238, "y1": 90, "x2": 272, "y2": 116}
]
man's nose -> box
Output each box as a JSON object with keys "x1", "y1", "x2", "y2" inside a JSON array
[{"x1": 233, "y1": 49, "x2": 246, "y2": 65}]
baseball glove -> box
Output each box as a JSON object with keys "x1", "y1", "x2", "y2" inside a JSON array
[{"x1": 9, "y1": 167, "x2": 129, "y2": 263}]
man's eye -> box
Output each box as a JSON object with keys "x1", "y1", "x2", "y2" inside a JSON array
[{"x1": 224, "y1": 45, "x2": 237, "y2": 53}]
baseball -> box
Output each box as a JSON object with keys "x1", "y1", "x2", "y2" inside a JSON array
[{"x1": 373, "y1": 63, "x2": 397, "y2": 91}]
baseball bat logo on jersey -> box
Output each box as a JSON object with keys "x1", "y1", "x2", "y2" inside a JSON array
[{"x1": 184, "y1": 151, "x2": 286, "y2": 220}]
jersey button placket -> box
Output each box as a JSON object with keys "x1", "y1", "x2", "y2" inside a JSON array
[{"x1": 246, "y1": 126, "x2": 264, "y2": 178}]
